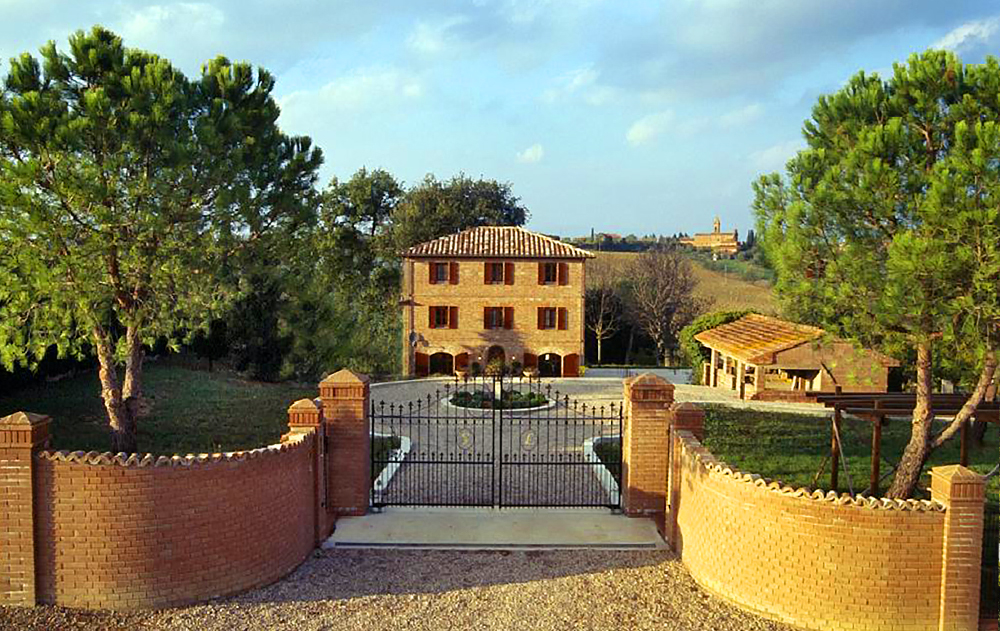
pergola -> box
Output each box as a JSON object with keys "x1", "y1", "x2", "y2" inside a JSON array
[{"x1": 812, "y1": 391, "x2": 1000, "y2": 496}]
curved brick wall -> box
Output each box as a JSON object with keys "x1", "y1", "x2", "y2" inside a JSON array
[
  {"x1": 672, "y1": 432, "x2": 947, "y2": 631},
  {"x1": 32, "y1": 432, "x2": 317, "y2": 610}
]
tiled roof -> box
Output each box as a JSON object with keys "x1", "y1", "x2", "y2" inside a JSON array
[
  {"x1": 404, "y1": 226, "x2": 596, "y2": 259},
  {"x1": 694, "y1": 314, "x2": 826, "y2": 365}
]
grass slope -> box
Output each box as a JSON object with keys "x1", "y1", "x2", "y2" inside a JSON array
[
  {"x1": 592, "y1": 251, "x2": 777, "y2": 314},
  {"x1": 702, "y1": 404, "x2": 999, "y2": 500},
  {"x1": 0, "y1": 361, "x2": 315, "y2": 455}
]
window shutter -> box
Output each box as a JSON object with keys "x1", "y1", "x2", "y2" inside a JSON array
[
  {"x1": 558, "y1": 262, "x2": 569, "y2": 286},
  {"x1": 537, "y1": 307, "x2": 543, "y2": 330},
  {"x1": 538, "y1": 262, "x2": 545, "y2": 285},
  {"x1": 429, "y1": 263, "x2": 436, "y2": 285},
  {"x1": 558, "y1": 307, "x2": 567, "y2": 330},
  {"x1": 484, "y1": 307, "x2": 490, "y2": 329},
  {"x1": 428, "y1": 307, "x2": 435, "y2": 328},
  {"x1": 504, "y1": 262, "x2": 514, "y2": 285},
  {"x1": 449, "y1": 306, "x2": 458, "y2": 329},
  {"x1": 503, "y1": 307, "x2": 513, "y2": 330},
  {"x1": 484, "y1": 262, "x2": 490, "y2": 284},
  {"x1": 449, "y1": 262, "x2": 459, "y2": 285}
]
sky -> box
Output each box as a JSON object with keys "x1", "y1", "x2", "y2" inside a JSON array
[{"x1": 4, "y1": 2, "x2": 1000, "y2": 239}]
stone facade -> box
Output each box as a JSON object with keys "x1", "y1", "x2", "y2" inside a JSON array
[{"x1": 401, "y1": 227, "x2": 592, "y2": 377}]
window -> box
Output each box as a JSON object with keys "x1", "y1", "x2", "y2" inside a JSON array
[
  {"x1": 537, "y1": 261, "x2": 568, "y2": 285},
  {"x1": 537, "y1": 307, "x2": 567, "y2": 330},
  {"x1": 484, "y1": 307, "x2": 504, "y2": 329},
  {"x1": 487, "y1": 262, "x2": 504, "y2": 284},
  {"x1": 539, "y1": 307, "x2": 556, "y2": 330},
  {"x1": 542, "y1": 262, "x2": 557, "y2": 284},
  {"x1": 430, "y1": 306, "x2": 450, "y2": 329},
  {"x1": 429, "y1": 262, "x2": 458, "y2": 284}
]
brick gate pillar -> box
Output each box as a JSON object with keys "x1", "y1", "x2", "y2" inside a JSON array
[
  {"x1": 665, "y1": 402, "x2": 705, "y2": 549},
  {"x1": 285, "y1": 398, "x2": 333, "y2": 543},
  {"x1": 931, "y1": 465, "x2": 986, "y2": 631},
  {"x1": 0, "y1": 412, "x2": 50, "y2": 606},
  {"x1": 320, "y1": 369, "x2": 371, "y2": 517},
  {"x1": 622, "y1": 374, "x2": 674, "y2": 518}
]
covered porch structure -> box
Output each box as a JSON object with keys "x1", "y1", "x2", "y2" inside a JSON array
[{"x1": 695, "y1": 314, "x2": 898, "y2": 401}]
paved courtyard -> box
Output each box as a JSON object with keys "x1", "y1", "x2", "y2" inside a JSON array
[{"x1": 0, "y1": 549, "x2": 796, "y2": 631}]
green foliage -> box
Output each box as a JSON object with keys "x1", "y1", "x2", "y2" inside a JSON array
[
  {"x1": 391, "y1": 173, "x2": 528, "y2": 251},
  {"x1": 0, "y1": 27, "x2": 321, "y2": 444},
  {"x1": 753, "y1": 50, "x2": 1000, "y2": 362},
  {"x1": 678, "y1": 310, "x2": 752, "y2": 383},
  {"x1": 450, "y1": 389, "x2": 547, "y2": 410}
]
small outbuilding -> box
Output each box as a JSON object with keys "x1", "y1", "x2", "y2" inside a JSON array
[{"x1": 694, "y1": 314, "x2": 898, "y2": 401}]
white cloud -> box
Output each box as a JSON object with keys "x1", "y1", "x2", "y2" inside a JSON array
[
  {"x1": 720, "y1": 103, "x2": 764, "y2": 128},
  {"x1": 626, "y1": 110, "x2": 674, "y2": 146},
  {"x1": 542, "y1": 65, "x2": 615, "y2": 105},
  {"x1": 749, "y1": 139, "x2": 806, "y2": 172},
  {"x1": 278, "y1": 67, "x2": 423, "y2": 114},
  {"x1": 932, "y1": 16, "x2": 1000, "y2": 53},
  {"x1": 516, "y1": 143, "x2": 545, "y2": 163},
  {"x1": 406, "y1": 16, "x2": 469, "y2": 54}
]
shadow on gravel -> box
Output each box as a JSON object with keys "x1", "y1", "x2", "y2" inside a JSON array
[{"x1": 228, "y1": 548, "x2": 675, "y2": 604}]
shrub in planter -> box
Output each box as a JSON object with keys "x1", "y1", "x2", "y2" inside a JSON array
[
  {"x1": 471, "y1": 361, "x2": 482, "y2": 377},
  {"x1": 485, "y1": 357, "x2": 506, "y2": 376},
  {"x1": 511, "y1": 360, "x2": 522, "y2": 375}
]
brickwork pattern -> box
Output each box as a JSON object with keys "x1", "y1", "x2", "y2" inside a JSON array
[
  {"x1": 30, "y1": 433, "x2": 317, "y2": 610},
  {"x1": 621, "y1": 374, "x2": 674, "y2": 517},
  {"x1": 670, "y1": 429, "x2": 988, "y2": 631},
  {"x1": 402, "y1": 257, "x2": 586, "y2": 375}
]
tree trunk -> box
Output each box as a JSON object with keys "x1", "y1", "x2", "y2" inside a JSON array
[
  {"x1": 597, "y1": 337, "x2": 603, "y2": 365},
  {"x1": 93, "y1": 328, "x2": 138, "y2": 454},
  {"x1": 886, "y1": 342, "x2": 934, "y2": 499},
  {"x1": 624, "y1": 327, "x2": 635, "y2": 364}
]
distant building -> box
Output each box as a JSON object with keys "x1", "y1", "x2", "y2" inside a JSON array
[{"x1": 680, "y1": 216, "x2": 739, "y2": 256}]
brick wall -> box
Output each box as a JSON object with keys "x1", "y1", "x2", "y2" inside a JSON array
[
  {"x1": 30, "y1": 431, "x2": 317, "y2": 610},
  {"x1": 402, "y1": 257, "x2": 586, "y2": 374},
  {"x1": 670, "y1": 428, "x2": 985, "y2": 631}
]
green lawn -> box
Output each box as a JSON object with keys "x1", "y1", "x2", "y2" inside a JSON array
[
  {"x1": 702, "y1": 404, "x2": 999, "y2": 500},
  {"x1": 0, "y1": 362, "x2": 316, "y2": 455}
]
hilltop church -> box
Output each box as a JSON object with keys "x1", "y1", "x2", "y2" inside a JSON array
[{"x1": 680, "y1": 216, "x2": 739, "y2": 256}]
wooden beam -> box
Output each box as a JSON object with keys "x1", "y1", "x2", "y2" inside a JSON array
[
  {"x1": 960, "y1": 419, "x2": 969, "y2": 468},
  {"x1": 831, "y1": 407, "x2": 841, "y2": 493},
  {"x1": 870, "y1": 405, "x2": 882, "y2": 497}
]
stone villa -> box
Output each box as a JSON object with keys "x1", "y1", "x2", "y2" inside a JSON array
[
  {"x1": 679, "y1": 216, "x2": 739, "y2": 256},
  {"x1": 400, "y1": 226, "x2": 593, "y2": 377}
]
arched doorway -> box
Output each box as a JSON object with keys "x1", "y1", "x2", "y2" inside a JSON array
[
  {"x1": 485, "y1": 345, "x2": 505, "y2": 373},
  {"x1": 538, "y1": 353, "x2": 562, "y2": 377},
  {"x1": 429, "y1": 352, "x2": 454, "y2": 375}
]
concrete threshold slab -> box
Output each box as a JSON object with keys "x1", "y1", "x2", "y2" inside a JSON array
[{"x1": 323, "y1": 508, "x2": 667, "y2": 550}]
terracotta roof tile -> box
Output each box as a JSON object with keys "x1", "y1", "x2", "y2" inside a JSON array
[
  {"x1": 694, "y1": 314, "x2": 826, "y2": 364},
  {"x1": 404, "y1": 226, "x2": 596, "y2": 259}
]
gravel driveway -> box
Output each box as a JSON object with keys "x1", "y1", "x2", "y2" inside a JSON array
[{"x1": 0, "y1": 549, "x2": 795, "y2": 631}]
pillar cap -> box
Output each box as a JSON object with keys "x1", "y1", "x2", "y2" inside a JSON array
[
  {"x1": 288, "y1": 398, "x2": 322, "y2": 413},
  {"x1": 0, "y1": 411, "x2": 51, "y2": 427},
  {"x1": 625, "y1": 373, "x2": 674, "y2": 387},
  {"x1": 320, "y1": 369, "x2": 370, "y2": 386},
  {"x1": 931, "y1": 465, "x2": 985, "y2": 504}
]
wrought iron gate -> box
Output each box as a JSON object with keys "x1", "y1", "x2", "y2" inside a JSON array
[
  {"x1": 371, "y1": 376, "x2": 622, "y2": 509},
  {"x1": 983, "y1": 499, "x2": 998, "y2": 622}
]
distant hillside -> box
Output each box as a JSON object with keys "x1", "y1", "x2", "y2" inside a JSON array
[{"x1": 592, "y1": 251, "x2": 777, "y2": 314}]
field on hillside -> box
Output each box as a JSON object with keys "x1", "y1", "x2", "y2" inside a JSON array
[{"x1": 592, "y1": 251, "x2": 777, "y2": 314}]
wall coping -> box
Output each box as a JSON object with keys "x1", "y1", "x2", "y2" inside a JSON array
[
  {"x1": 35, "y1": 430, "x2": 314, "y2": 468},
  {"x1": 675, "y1": 430, "x2": 946, "y2": 513}
]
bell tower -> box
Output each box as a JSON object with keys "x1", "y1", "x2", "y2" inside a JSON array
[{"x1": 713, "y1": 216, "x2": 721, "y2": 234}]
